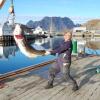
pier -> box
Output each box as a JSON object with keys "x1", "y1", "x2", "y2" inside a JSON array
[{"x1": 0, "y1": 56, "x2": 100, "y2": 100}]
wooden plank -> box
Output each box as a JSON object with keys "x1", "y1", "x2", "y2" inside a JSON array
[
  {"x1": 0, "y1": 56, "x2": 100, "y2": 100},
  {"x1": 89, "y1": 84, "x2": 100, "y2": 100},
  {"x1": 49, "y1": 84, "x2": 73, "y2": 100},
  {"x1": 0, "y1": 60, "x2": 55, "y2": 81},
  {"x1": 0, "y1": 75, "x2": 40, "y2": 94},
  {"x1": 0, "y1": 75, "x2": 43, "y2": 100},
  {"x1": 10, "y1": 79, "x2": 45, "y2": 100},
  {"x1": 28, "y1": 85, "x2": 65, "y2": 100},
  {"x1": 69, "y1": 71, "x2": 100, "y2": 100},
  {"x1": 11, "y1": 79, "x2": 46, "y2": 100}
]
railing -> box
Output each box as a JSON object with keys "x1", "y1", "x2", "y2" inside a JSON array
[{"x1": 0, "y1": 59, "x2": 56, "y2": 81}]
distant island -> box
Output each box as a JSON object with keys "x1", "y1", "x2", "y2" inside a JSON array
[
  {"x1": 26, "y1": 16, "x2": 100, "y2": 36},
  {"x1": 26, "y1": 17, "x2": 75, "y2": 33}
]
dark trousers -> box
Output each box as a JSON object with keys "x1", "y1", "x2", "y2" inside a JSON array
[{"x1": 48, "y1": 62, "x2": 78, "y2": 87}]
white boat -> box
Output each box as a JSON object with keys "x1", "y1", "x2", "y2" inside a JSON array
[
  {"x1": 0, "y1": 21, "x2": 15, "y2": 41},
  {"x1": 0, "y1": 0, "x2": 15, "y2": 42}
]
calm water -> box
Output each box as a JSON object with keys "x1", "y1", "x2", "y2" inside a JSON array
[{"x1": 0, "y1": 36, "x2": 63, "y2": 75}]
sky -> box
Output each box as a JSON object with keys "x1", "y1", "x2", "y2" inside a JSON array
[{"x1": 0, "y1": 0, "x2": 100, "y2": 24}]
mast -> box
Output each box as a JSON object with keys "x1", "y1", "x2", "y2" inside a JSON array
[
  {"x1": 8, "y1": 0, "x2": 15, "y2": 26},
  {"x1": 49, "y1": 17, "x2": 52, "y2": 36},
  {"x1": 49, "y1": 17, "x2": 53, "y2": 49}
]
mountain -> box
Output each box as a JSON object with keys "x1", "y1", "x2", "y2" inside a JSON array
[
  {"x1": 26, "y1": 17, "x2": 75, "y2": 32},
  {"x1": 84, "y1": 19, "x2": 100, "y2": 30}
]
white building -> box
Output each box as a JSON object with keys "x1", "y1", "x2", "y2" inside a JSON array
[
  {"x1": 33, "y1": 26, "x2": 45, "y2": 35},
  {"x1": 73, "y1": 27, "x2": 87, "y2": 33}
]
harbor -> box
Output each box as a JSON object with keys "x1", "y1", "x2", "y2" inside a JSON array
[
  {"x1": 0, "y1": 25, "x2": 100, "y2": 100},
  {"x1": 0, "y1": 0, "x2": 100, "y2": 100},
  {"x1": 0, "y1": 24, "x2": 100, "y2": 100}
]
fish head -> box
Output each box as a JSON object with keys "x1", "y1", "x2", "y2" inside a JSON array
[
  {"x1": 13, "y1": 24, "x2": 24, "y2": 43},
  {"x1": 13, "y1": 24, "x2": 22, "y2": 35}
]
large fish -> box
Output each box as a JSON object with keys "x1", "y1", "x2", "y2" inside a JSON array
[
  {"x1": 13, "y1": 24, "x2": 46, "y2": 58},
  {"x1": 0, "y1": 0, "x2": 6, "y2": 9}
]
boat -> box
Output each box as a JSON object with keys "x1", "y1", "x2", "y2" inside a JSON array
[
  {"x1": 0, "y1": 0, "x2": 16, "y2": 42},
  {"x1": 0, "y1": 21, "x2": 15, "y2": 42},
  {"x1": 0, "y1": 0, "x2": 36, "y2": 43}
]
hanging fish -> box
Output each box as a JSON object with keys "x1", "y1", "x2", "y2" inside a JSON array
[
  {"x1": 13, "y1": 24, "x2": 46, "y2": 58},
  {"x1": 0, "y1": 0, "x2": 6, "y2": 9}
]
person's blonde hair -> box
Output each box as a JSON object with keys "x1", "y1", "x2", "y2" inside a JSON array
[{"x1": 63, "y1": 30, "x2": 72, "y2": 36}]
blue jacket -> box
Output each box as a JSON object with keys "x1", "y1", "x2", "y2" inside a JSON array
[{"x1": 50, "y1": 40, "x2": 72, "y2": 63}]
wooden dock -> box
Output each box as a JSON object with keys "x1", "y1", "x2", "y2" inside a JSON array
[{"x1": 0, "y1": 56, "x2": 100, "y2": 100}]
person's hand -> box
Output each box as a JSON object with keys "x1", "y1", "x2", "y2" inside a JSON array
[{"x1": 45, "y1": 51, "x2": 51, "y2": 55}]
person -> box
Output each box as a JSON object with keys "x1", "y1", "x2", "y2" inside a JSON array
[{"x1": 45, "y1": 31, "x2": 79, "y2": 91}]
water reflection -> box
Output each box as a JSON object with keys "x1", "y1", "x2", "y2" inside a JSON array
[
  {"x1": 0, "y1": 43, "x2": 18, "y2": 60},
  {"x1": 0, "y1": 36, "x2": 63, "y2": 74},
  {"x1": 0, "y1": 38, "x2": 49, "y2": 60},
  {"x1": 34, "y1": 38, "x2": 50, "y2": 49},
  {"x1": 34, "y1": 36, "x2": 63, "y2": 50}
]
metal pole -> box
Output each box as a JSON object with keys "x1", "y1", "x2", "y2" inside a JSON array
[{"x1": 10, "y1": 0, "x2": 15, "y2": 26}]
